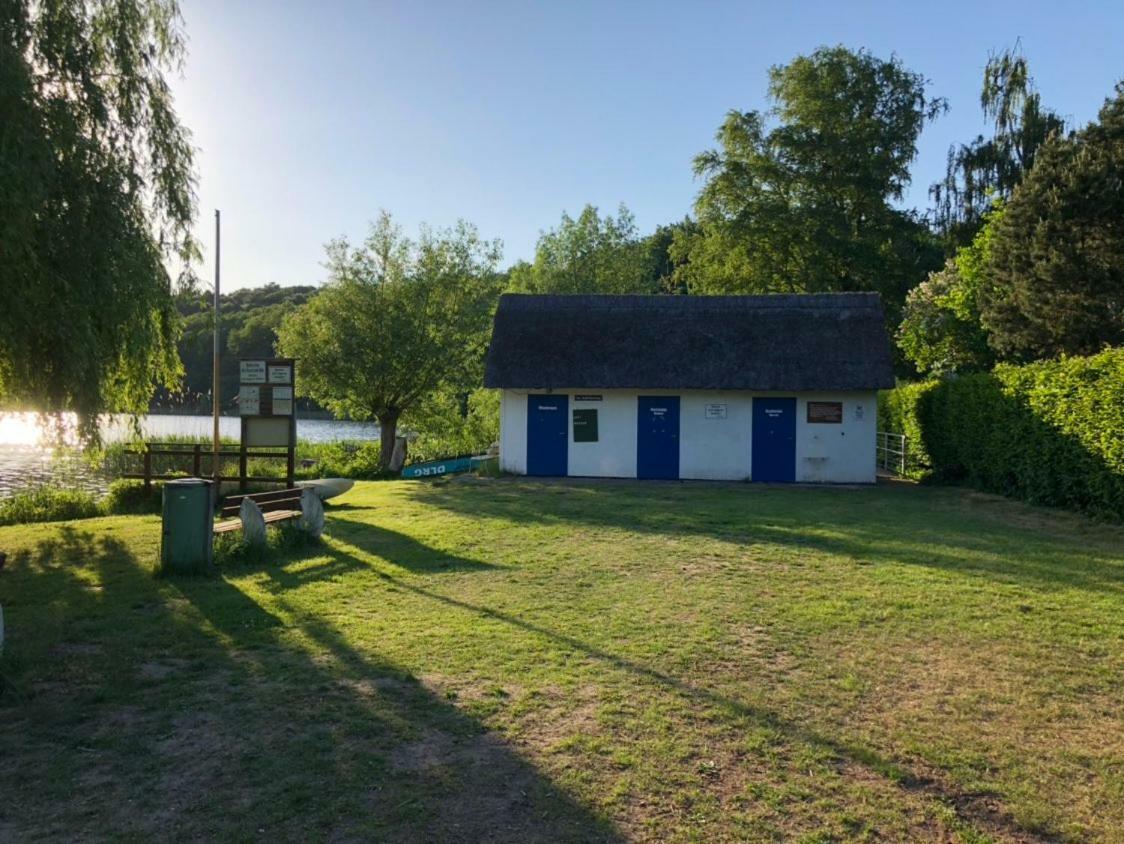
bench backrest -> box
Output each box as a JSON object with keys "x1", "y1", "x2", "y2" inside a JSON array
[{"x1": 220, "y1": 487, "x2": 303, "y2": 518}]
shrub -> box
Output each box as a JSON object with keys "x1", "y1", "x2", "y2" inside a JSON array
[
  {"x1": 302, "y1": 441, "x2": 390, "y2": 479},
  {"x1": 103, "y1": 479, "x2": 163, "y2": 515},
  {"x1": 408, "y1": 388, "x2": 499, "y2": 464},
  {"x1": 878, "y1": 349, "x2": 1124, "y2": 519},
  {"x1": 0, "y1": 487, "x2": 102, "y2": 526},
  {"x1": 213, "y1": 522, "x2": 322, "y2": 566}
]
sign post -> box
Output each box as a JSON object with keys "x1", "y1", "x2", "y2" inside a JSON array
[{"x1": 237, "y1": 358, "x2": 297, "y2": 488}]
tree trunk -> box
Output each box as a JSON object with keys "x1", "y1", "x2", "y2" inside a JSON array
[
  {"x1": 379, "y1": 410, "x2": 400, "y2": 471},
  {"x1": 389, "y1": 435, "x2": 408, "y2": 472}
]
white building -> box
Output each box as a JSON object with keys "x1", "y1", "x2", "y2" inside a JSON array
[{"x1": 483, "y1": 293, "x2": 895, "y2": 483}]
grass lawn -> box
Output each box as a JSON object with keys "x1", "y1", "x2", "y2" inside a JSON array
[{"x1": 1, "y1": 479, "x2": 1122, "y2": 842}]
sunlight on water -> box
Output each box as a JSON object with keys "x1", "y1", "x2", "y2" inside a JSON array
[{"x1": 0, "y1": 412, "x2": 60, "y2": 447}]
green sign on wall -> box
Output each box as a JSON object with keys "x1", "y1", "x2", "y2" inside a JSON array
[{"x1": 573, "y1": 408, "x2": 599, "y2": 442}]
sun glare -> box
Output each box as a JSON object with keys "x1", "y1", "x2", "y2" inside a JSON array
[{"x1": 0, "y1": 412, "x2": 59, "y2": 448}]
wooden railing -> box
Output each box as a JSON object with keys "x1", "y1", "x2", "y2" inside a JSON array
[{"x1": 122, "y1": 442, "x2": 295, "y2": 490}]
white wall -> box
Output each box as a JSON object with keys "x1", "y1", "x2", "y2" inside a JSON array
[
  {"x1": 498, "y1": 388, "x2": 878, "y2": 483},
  {"x1": 498, "y1": 389, "x2": 527, "y2": 475},
  {"x1": 679, "y1": 393, "x2": 753, "y2": 480},
  {"x1": 568, "y1": 393, "x2": 637, "y2": 478},
  {"x1": 794, "y1": 392, "x2": 878, "y2": 483}
]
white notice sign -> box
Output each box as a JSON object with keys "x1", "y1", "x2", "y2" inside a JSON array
[
  {"x1": 705, "y1": 403, "x2": 727, "y2": 419},
  {"x1": 272, "y1": 386, "x2": 293, "y2": 416},
  {"x1": 268, "y1": 365, "x2": 291, "y2": 385},
  {"x1": 239, "y1": 385, "x2": 260, "y2": 415},
  {"x1": 240, "y1": 360, "x2": 266, "y2": 383}
]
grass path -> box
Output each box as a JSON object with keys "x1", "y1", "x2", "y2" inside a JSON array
[{"x1": 1, "y1": 479, "x2": 1122, "y2": 841}]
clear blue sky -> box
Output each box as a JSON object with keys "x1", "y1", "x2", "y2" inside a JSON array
[{"x1": 171, "y1": 0, "x2": 1124, "y2": 291}]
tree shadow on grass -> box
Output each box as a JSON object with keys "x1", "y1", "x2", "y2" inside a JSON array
[
  {"x1": 0, "y1": 527, "x2": 621, "y2": 843},
  {"x1": 327, "y1": 516, "x2": 499, "y2": 574},
  {"x1": 402, "y1": 479, "x2": 1124, "y2": 595},
  {"x1": 317, "y1": 531, "x2": 1052, "y2": 843}
]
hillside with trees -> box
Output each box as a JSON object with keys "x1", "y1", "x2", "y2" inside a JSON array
[{"x1": 162, "y1": 284, "x2": 317, "y2": 412}]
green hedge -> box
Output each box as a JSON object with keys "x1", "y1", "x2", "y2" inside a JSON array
[{"x1": 878, "y1": 349, "x2": 1124, "y2": 519}]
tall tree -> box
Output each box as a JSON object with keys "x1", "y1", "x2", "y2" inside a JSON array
[
  {"x1": 0, "y1": 0, "x2": 196, "y2": 438},
  {"x1": 674, "y1": 46, "x2": 945, "y2": 318},
  {"x1": 930, "y1": 45, "x2": 1065, "y2": 246},
  {"x1": 980, "y1": 86, "x2": 1124, "y2": 360},
  {"x1": 640, "y1": 219, "x2": 698, "y2": 294},
  {"x1": 278, "y1": 213, "x2": 502, "y2": 468},
  {"x1": 509, "y1": 204, "x2": 658, "y2": 294}
]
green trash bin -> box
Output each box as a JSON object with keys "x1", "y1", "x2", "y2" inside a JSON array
[{"x1": 160, "y1": 478, "x2": 214, "y2": 574}]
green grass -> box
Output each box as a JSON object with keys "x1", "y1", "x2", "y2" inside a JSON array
[{"x1": 1, "y1": 479, "x2": 1121, "y2": 841}]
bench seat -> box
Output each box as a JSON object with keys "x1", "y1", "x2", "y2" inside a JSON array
[
  {"x1": 214, "y1": 508, "x2": 302, "y2": 534},
  {"x1": 215, "y1": 487, "x2": 305, "y2": 534}
]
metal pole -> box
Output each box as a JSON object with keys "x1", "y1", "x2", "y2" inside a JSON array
[{"x1": 212, "y1": 209, "x2": 221, "y2": 480}]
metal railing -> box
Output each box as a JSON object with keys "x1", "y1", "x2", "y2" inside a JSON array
[{"x1": 876, "y1": 431, "x2": 907, "y2": 476}]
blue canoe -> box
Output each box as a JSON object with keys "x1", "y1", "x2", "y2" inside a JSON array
[{"x1": 401, "y1": 455, "x2": 482, "y2": 479}]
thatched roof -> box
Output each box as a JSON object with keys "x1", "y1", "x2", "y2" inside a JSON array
[{"x1": 483, "y1": 293, "x2": 895, "y2": 391}]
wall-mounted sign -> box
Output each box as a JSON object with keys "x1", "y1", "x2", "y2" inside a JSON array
[
  {"x1": 573, "y1": 409, "x2": 599, "y2": 442},
  {"x1": 574, "y1": 394, "x2": 602, "y2": 402},
  {"x1": 807, "y1": 401, "x2": 843, "y2": 423},
  {"x1": 272, "y1": 386, "x2": 293, "y2": 416},
  {"x1": 239, "y1": 385, "x2": 260, "y2": 415},
  {"x1": 268, "y1": 364, "x2": 292, "y2": 384},
  {"x1": 240, "y1": 360, "x2": 266, "y2": 383},
  {"x1": 705, "y1": 403, "x2": 727, "y2": 419},
  {"x1": 854, "y1": 404, "x2": 864, "y2": 421}
]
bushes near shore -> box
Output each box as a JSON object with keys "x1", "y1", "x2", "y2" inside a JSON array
[{"x1": 0, "y1": 487, "x2": 103, "y2": 526}]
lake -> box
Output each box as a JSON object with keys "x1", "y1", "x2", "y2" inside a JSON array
[{"x1": 0, "y1": 412, "x2": 379, "y2": 499}]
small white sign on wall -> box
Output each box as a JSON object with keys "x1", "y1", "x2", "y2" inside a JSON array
[
  {"x1": 854, "y1": 405, "x2": 864, "y2": 420},
  {"x1": 705, "y1": 403, "x2": 727, "y2": 419}
]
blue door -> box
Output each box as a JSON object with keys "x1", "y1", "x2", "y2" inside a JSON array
[
  {"x1": 752, "y1": 397, "x2": 797, "y2": 482},
  {"x1": 637, "y1": 396, "x2": 680, "y2": 479},
  {"x1": 527, "y1": 395, "x2": 568, "y2": 476}
]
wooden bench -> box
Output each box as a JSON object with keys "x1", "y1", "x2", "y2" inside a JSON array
[{"x1": 214, "y1": 488, "x2": 304, "y2": 534}]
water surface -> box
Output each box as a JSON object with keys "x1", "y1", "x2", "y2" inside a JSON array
[{"x1": 0, "y1": 412, "x2": 378, "y2": 498}]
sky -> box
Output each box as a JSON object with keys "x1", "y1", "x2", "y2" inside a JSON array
[{"x1": 170, "y1": 0, "x2": 1124, "y2": 291}]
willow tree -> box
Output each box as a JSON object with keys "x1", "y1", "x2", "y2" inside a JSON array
[
  {"x1": 278, "y1": 213, "x2": 502, "y2": 469},
  {"x1": 0, "y1": 0, "x2": 196, "y2": 439},
  {"x1": 930, "y1": 45, "x2": 1065, "y2": 246}
]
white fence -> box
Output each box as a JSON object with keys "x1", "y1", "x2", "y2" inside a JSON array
[{"x1": 876, "y1": 431, "x2": 907, "y2": 476}]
